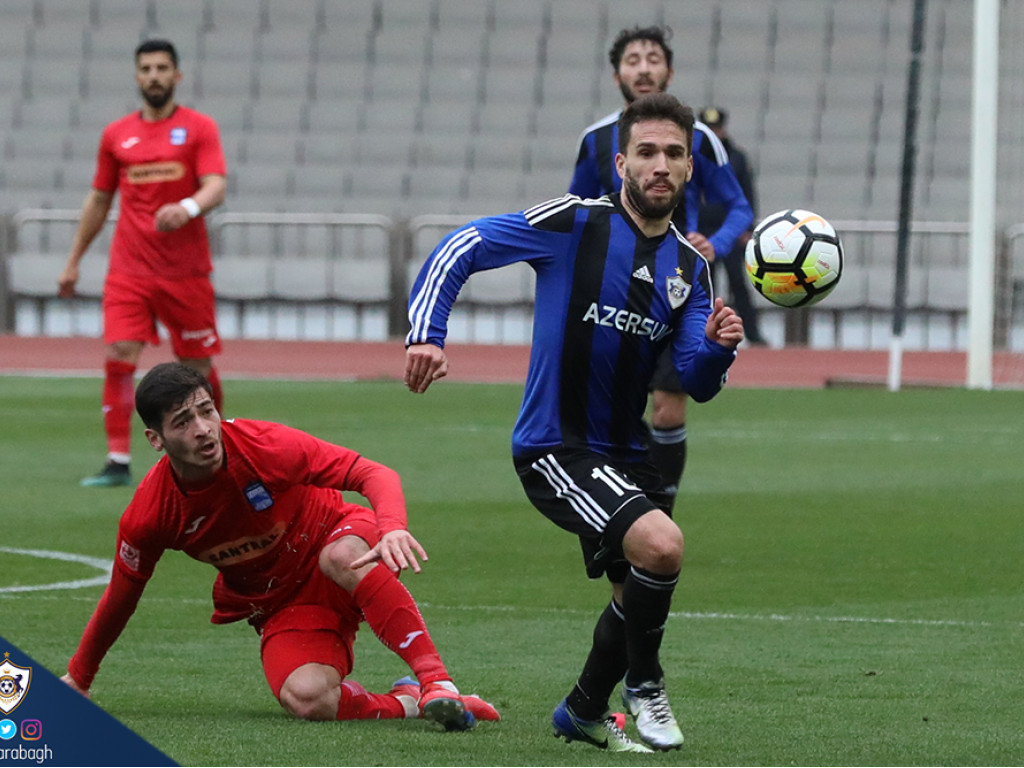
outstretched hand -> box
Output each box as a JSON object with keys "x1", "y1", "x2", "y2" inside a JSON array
[
  {"x1": 404, "y1": 343, "x2": 448, "y2": 394},
  {"x1": 60, "y1": 673, "x2": 90, "y2": 699},
  {"x1": 349, "y1": 530, "x2": 428, "y2": 574},
  {"x1": 705, "y1": 297, "x2": 744, "y2": 350}
]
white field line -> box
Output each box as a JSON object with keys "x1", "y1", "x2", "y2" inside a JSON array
[
  {"x1": 1, "y1": 548, "x2": 1019, "y2": 631},
  {"x1": 0, "y1": 546, "x2": 112, "y2": 593}
]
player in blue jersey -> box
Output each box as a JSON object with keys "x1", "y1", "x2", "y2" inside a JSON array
[
  {"x1": 570, "y1": 26, "x2": 753, "y2": 515},
  {"x1": 406, "y1": 93, "x2": 744, "y2": 752},
  {"x1": 698, "y1": 107, "x2": 766, "y2": 345}
]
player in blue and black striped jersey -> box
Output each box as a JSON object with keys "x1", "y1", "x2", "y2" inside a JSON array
[
  {"x1": 406, "y1": 94, "x2": 744, "y2": 753},
  {"x1": 570, "y1": 26, "x2": 754, "y2": 518}
]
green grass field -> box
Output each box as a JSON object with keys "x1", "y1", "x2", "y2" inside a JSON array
[{"x1": 2, "y1": 375, "x2": 1023, "y2": 766}]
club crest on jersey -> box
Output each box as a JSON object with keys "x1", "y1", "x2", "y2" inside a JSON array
[
  {"x1": 169, "y1": 127, "x2": 187, "y2": 146},
  {"x1": 666, "y1": 275, "x2": 690, "y2": 309},
  {"x1": 244, "y1": 481, "x2": 274, "y2": 512},
  {"x1": 0, "y1": 655, "x2": 31, "y2": 714}
]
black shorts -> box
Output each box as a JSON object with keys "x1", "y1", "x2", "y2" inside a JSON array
[
  {"x1": 515, "y1": 448, "x2": 662, "y2": 582},
  {"x1": 650, "y1": 344, "x2": 685, "y2": 393}
]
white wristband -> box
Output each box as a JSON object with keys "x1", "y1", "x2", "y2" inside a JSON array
[{"x1": 179, "y1": 197, "x2": 201, "y2": 218}]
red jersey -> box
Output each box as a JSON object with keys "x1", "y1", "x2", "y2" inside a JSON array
[
  {"x1": 115, "y1": 419, "x2": 407, "y2": 622},
  {"x1": 67, "y1": 419, "x2": 408, "y2": 689},
  {"x1": 94, "y1": 105, "x2": 226, "y2": 279}
]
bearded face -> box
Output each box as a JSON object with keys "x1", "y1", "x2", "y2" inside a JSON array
[
  {"x1": 140, "y1": 80, "x2": 175, "y2": 109},
  {"x1": 621, "y1": 164, "x2": 684, "y2": 220},
  {"x1": 135, "y1": 51, "x2": 179, "y2": 112},
  {"x1": 617, "y1": 69, "x2": 672, "y2": 104}
]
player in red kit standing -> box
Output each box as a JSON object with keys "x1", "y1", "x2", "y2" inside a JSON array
[
  {"x1": 61, "y1": 362, "x2": 499, "y2": 730},
  {"x1": 59, "y1": 39, "x2": 228, "y2": 487}
]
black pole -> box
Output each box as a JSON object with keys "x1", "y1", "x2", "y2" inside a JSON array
[{"x1": 893, "y1": 0, "x2": 928, "y2": 341}]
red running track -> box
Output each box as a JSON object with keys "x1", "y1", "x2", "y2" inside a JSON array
[{"x1": 1, "y1": 334, "x2": 1020, "y2": 388}]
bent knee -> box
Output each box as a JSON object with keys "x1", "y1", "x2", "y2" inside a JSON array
[
  {"x1": 625, "y1": 516, "x2": 684, "y2": 573},
  {"x1": 318, "y1": 537, "x2": 369, "y2": 591},
  {"x1": 645, "y1": 529, "x2": 684, "y2": 572},
  {"x1": 279, "y1": 665, "x2": 340, "y2": 721}
]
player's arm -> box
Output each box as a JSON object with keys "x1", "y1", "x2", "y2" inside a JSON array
[
  {"x1": 673, "y1": 270, "x2": 741, "y2": 403},
  {"x1": 58, "y1": 188, "x2": 114, "y2": 298},
  {"x1": 405, "y1": 212, "x2": 556, "y2": 392},
  {"x1": 154, "y1": 173, "x2": 227, "y2": 232},
  {"x1": 62, "y1": 561, "x2": 151, "y2": 696},
  {"x1": 687, "y1": 157, "x2": 753, "y2": 259},
  {"x1": 343, "y1": 457, "x2": 429, "y2": 574}
]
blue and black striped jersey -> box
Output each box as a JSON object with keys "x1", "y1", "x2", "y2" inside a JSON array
[
  {"x1": 569, "y1": 110, "x2": 753, "y2": 259},
  {"x1": 407, "y1": 193, "x2": 736, "y2": 460}
]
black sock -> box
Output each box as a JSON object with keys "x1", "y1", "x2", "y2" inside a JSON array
[
  {"x1": 622, "y1": 565, "x2": 678, "y2": 688},
  {"x1": 566, "y1": 600, "x2": 627, "y2": 721},
  {"x1": 649, "y1": 424, "x2": 686, "y2": 514}
]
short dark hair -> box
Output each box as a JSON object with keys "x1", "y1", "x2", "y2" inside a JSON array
[
  {"x1": 608, "y1": 25, "x2": 674, "y2": 71},
  {"x1": 135, "y1": 362, "x2": 211, "y2": 431},
  {"x1": 618, "y1": 93, "x2": 695, "y2": 155},
  {"x1": 135, "y1": 38, "x2": 178, "y2": 68}
]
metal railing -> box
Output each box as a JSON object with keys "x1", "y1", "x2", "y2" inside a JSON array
[{"x1": 1, "y1": 209, "x2": 1021, "y2": 350}]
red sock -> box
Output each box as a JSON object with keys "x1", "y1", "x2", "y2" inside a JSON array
[
  {"x1": 103, "y1": 359, "x2": 136, "y2": 457},
  {"x1": 336, "y1": 680, "x2": 406, "y2": 721},
  {"x1": 352, "y1": 565, "x2": 449, "y2": 686},
  {"x1": 206, "y1": 366, "x2": 224, "y2": 414}
]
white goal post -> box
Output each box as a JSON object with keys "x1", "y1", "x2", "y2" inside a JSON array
[{"x1": 966, "y1": 0, "x2": 999, "y2": 389}]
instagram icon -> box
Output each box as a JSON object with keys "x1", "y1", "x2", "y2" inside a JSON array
[{"x1": 21, "y1": 719, "x2": 41, "y2": 740}]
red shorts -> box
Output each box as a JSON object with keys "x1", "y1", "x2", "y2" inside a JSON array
[
  {"x1": 257, "y1": 506, "x2": 381, "y2": 699},
  {"x1": 102, "y1": 271, "x2": 222, "y2": 358}
]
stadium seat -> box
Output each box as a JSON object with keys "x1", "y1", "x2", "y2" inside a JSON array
[
  {"x1": 230, "y1": 163, "x2": 294, "y2": 204},
  {"x1": 304, "y1": 99, "x2": 363, "y2": 136},
  {"x1": 8, "y1": 251, "x2": 107, "y2": 299},
  {"x1": 420, "y1": 98, "x2": 478, "y2": 139},
  {"x1": 261, "y1": 0, "x2": 320, "y2": 35},
  {"x1": 13, "y1": 97, "x2": 75, "y2": 131},
  {"x1": 289, "y1": 163, "x2": 347, "y2": 200},
  {"x1": 491, "y1": 0, "x2": 549, "y2": 31},
  {"x1": 297, "y1": 134, "x2": 351, "y2": 167},
  {"x1": 362, "y1": 98, "x2": 420, "y2": 135},
  {"x1": 73, "y1": 96, "x2": 138, "y2": 131},
  {"x1": 330, "y1": 258, "x2": 391, "y2": 305},
  {"x1": 194, "y1": 59, "x2": 257, "y2": 99},
  {"x1": 480, "y1": 65, "x2": 539, "y2": 108},
  {"x1": 239, "y1": 133, "x2": 301, "y2": 166},
  {"x1": 202, "y1": 0, "x2": 265, "y2": 34},
  {"x1": 467, "y1": 134, "x2": 529, "y2": 172},
  {"x1": 410, "y1": 135, "x2": 471, "y2": 169},
  {"x1": 212, "y1": 254, "x2": 273, "y2": 302},
  {"x1": 521, "y1": 168, "x2": 572, "y2": 204},
  {"x1": 463, "y1": 168, "x2": 526, "y2": 213},
  {"x1": 247, "y1": 97, "x2": 307, "y2": 135},
  {"x1": 484, "y1": 28, "x2": 543, "y2": 68},
  {"x1": 5, "y1": 128, "x2": 69, "y2": 161},
  {"x1": 423, "y1": 60, "x2": 484, "y2": 104},
  {"x1": 270, "y1": 255, "x2": 332, "y2": 302},
  {"x1": 251, "y1": 59, "x2": 313, "y2": 100}
]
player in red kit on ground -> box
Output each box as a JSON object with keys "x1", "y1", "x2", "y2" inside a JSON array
[
  {"x1": 59, "y1": 39, "x2": 228, "y2": 488},
  {"x1": 60, "y1": 362, "x2": 498, "y2": 730}
]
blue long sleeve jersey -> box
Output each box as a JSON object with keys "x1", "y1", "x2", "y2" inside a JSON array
[
  {"x1": 568, "y1": 111, "x2": 754, "y2": 258},
  {"x1": 406, "y1": 194, "x2": 737, "y2": 461}
]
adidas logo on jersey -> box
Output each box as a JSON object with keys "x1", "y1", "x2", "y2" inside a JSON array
[{"x1": 632, "y1": 265, "x2": 654, "y2": 283}]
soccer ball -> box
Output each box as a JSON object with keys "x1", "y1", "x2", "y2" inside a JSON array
[{"x1": 744, "y1": 209, "x2": 843, "y2": 308}]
